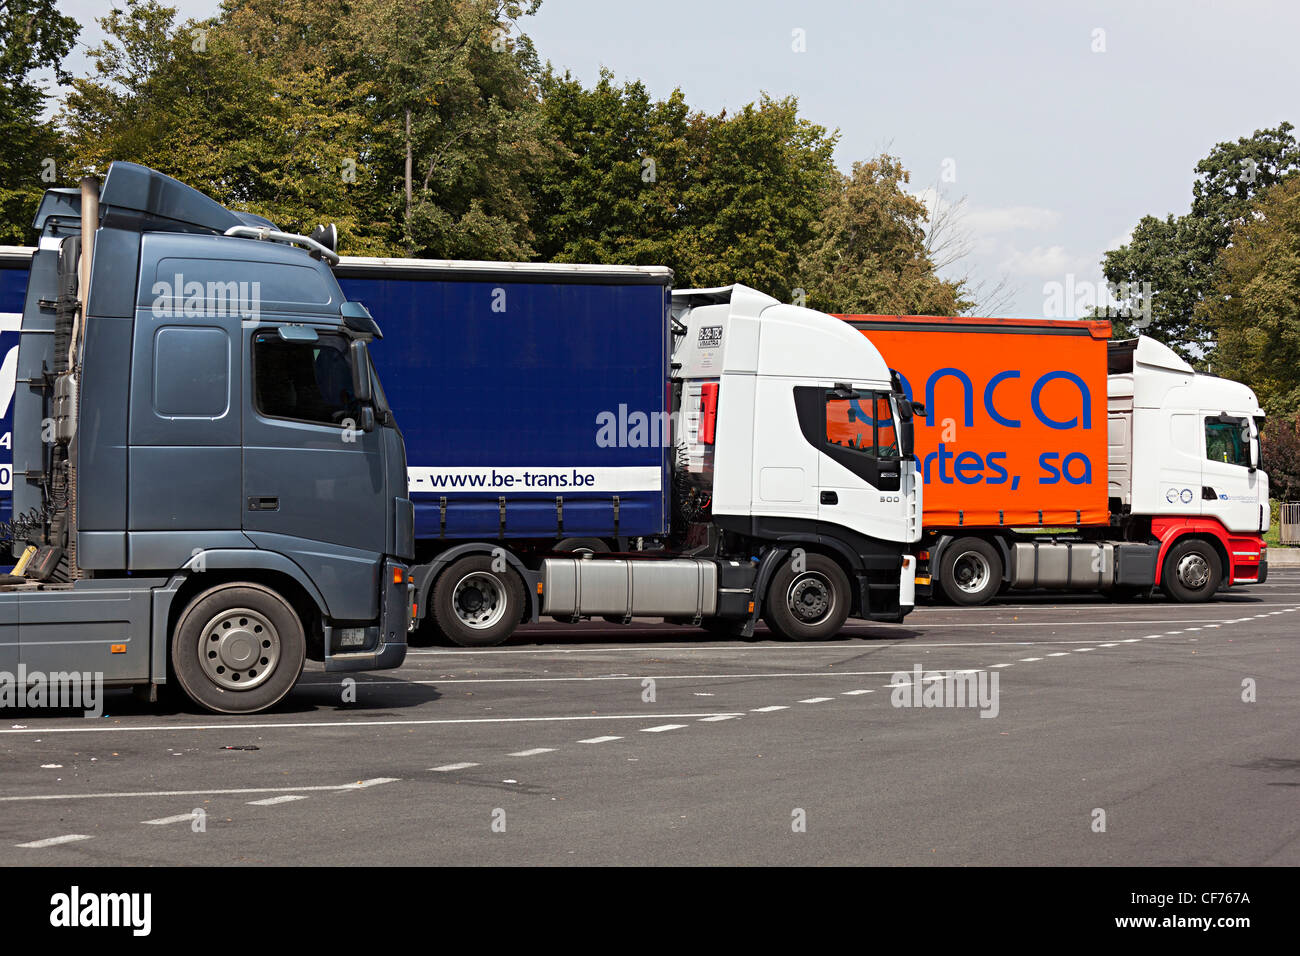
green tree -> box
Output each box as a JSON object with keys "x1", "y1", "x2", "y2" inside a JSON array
[
  {"x1": 1200, "y1": 175, "x2": 1300, "y2": 415},
  {"x1": 532, "y1": 68, "x2": 691, "y2": 269},
  {"x1": 676, "y1": 95, "x2": 838, "y2": 296},
  {"x1": 1101, "y1": 123, "x2": 1300, "y2": 364},
  {"x1": 797, "y1": 155, "x2": 969, "y2": 316},
  {"x1": 0, "y1": 0, "x2": 79, "y2": 242},
  {"x1": 62, "y1": 0, "x2": 389, "y2": 251}
]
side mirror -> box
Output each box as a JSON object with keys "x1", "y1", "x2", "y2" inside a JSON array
[
  {"x1": 911, "y1": 401, "x2": 926, "y2": 417},
  {"x1": 350, "y1": 339, "x2": 373, "y2": 405},
  {"x1": 359, "y1": 405, "x2": 376, "y2": 434},
  {"x1": 899, "y1": 416, "x2": 915, "y2": 461}
]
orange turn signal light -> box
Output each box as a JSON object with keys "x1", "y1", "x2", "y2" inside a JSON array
[
  {"x1": 110, "y1": 644, "x2": 126, "y2": 654},
  {"x1": 393, "y1": 567, "x2": 404, "y2": 584}
]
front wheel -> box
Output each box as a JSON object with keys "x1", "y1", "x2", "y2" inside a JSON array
[
  {"x1": 1161, "y1": 539, "x2": 1222, "y2": 603},
  {"x1": 431, "y1": 555, "x2": 525, "y2": 647},
  {"x1": 171, "y1": 582, "x2": 306, "y2": 714},
  {"x1": 762, "y1": 552, "x2": 852, "y2": 641}
]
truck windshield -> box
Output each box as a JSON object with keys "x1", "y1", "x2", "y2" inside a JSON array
[
  {"x1": 827, "y1": 392, "x2": 899, "y2": 459},
  {"x1": 253, "y1": 330, "x2": 359, "y2": 427},
  {"x1": 1205, "y1": 418, "x2": 1250, "y2": 467}
]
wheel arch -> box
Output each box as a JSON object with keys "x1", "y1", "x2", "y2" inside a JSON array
[
  {"x1": 411, "y1": 543, "x2": 541, "y2": 625},
  {"x1": 1151, "y1": 518, "x2": 1231, "y2": 587}
]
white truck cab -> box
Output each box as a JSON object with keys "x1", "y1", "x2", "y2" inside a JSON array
[{"x1": 671, "y1": 284, "x2": 921, "y2": 623}]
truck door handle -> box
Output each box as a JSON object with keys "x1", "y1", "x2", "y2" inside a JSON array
[
  {"x1": 820, "y1": 491, "x2": 838, "y2": 505},
  {"x1": 1202, "y1": 486, "x2": 1217, "y2": 501},
  {"x1": 248, "y1": 496, "x2": 279, "y2": 512}
]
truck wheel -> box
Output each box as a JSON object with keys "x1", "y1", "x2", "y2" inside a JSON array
[
  {"x1": 1161, "y1": 539, "x2": 1222, "y2": 603},
  {"x1": 762, "y1": 553, "x2": 851, "y2": 641},
  {"x1": 939, "y1": 538, "x2": 1002, "y2": 606},
  {"x1": 171, "y1": 583, "x2": 306, "y2": 715},
  {"x1": 431, "y1": 555, "x2": 524, "y2": 647}
]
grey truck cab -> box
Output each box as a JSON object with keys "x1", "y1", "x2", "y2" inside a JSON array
[{"x1": 4, "y1": 163, "x2": 412, "y2": 713}]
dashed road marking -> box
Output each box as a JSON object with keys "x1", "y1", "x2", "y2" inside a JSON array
[
  {"x1": 641, "y1": 724, "x2": 687, "y2": 733},
  {"x1": 0, "y1": 778, "x2": 399, "y2": 803},
  {"x1": 1020, "y1": 657, "x2": 1043, "y2": 662},
  {"x1": 751, "y1": 706, "x2": 789, "y2": 713},
  {"x1": 578, "y1": 736, "x2": 622, "y2": 744},
  {"x1": 798, "y1": 697, "x2": 834, "y2": 704},
  {"x1": 248, "y1": 794, "x2": 309, "y2": 806},
  {"x1": 142, "y1": 813, "x2": 195, "y2": 826},
  {"x1": 429, "y1": 762, "x2": 479, "y2": 772},
  {"x1": 842, "y1": 689, "x2": 875, "y2": 695},
  {"x1": 508, "y1": 748, "x2": 555, "y2": 757},
  {"x1": 1046, "y1": 652, "x2": 1071, "y2": 657},
  {"x1": 697, "y1": 715, "x2": 740, "y2": 722},
  {"x1": 16, "y1": 834, "x2": 91, "y2": 849}
]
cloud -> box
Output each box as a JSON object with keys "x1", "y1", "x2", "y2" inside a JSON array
[
  {"x1": 997, "y1": 245, "x2": 1095, "y2": 278},
  {"x1": 964, "y1": 205, "x2": 1061, "y2": 233}
]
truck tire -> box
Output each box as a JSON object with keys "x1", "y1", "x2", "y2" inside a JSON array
[
  {"x1": 1161, "y1": 539, "x2": 1222, "y2": 603},
  {"x1": 431, "y1": 554, "x2": 524, "y2": 647},
  {"x1": 938, "y1": 538, "x2": 1002, "y2": 606},
  {"x1": 762, "y1": 553, "x2": 851, "y2": 641},
  {"x1": 171, "y1": 583, "x2": 306, "y2": 715}
]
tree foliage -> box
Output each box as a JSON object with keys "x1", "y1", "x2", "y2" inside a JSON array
[
  {"x1": 1101, "y1": 123, "x2": 1300, "y2": 364},
  {"x1": 1200, "y1": 176, "x2": 1300, "y2": 415},
  {"x1": 0, "y1": 0, "x2": 79, "y2": 243},
  {"x1": 798, "y1": 156, "x2": 969, "y2": 315}
]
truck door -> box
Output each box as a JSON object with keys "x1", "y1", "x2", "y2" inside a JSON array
[
  {"x1": 242, "y1": 327, "x2": 388, "y2": 610},
  {"x1": 1201, "y1": 413, "x2": 1265, "y2": 532},
  {"x1": 814, "y1": 385, "x2": 908, "y2": 542}
]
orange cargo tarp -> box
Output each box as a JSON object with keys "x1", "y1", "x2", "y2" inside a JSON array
[{"x1": 838, "y1": 315, "x2": 1111, "y2": 528}]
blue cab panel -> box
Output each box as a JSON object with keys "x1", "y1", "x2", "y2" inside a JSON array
[{"x1": 335, "y1": 263, "x2": 672, "y2": 542}]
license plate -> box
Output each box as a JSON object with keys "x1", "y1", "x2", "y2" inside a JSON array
[{"x1": 338, "y1": 627, "x2": 366, "y2": 648}]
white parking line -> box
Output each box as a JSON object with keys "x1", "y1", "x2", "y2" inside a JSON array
[
  {"x1": 142, "y1": 813, "x2": 196, "y2": 825},
  {"x1": 429, "y1": 762, "x2": 479, "y2": 772},
  {"x1": 248, "y1": 794, "x2": 309, "y2": 806},
  {"x1": 578, "y1": 736, "x2": 622, "y2": 744},
  {"x1": 641, "y1": 724, "x2": 687, "y2": 733},
  {"x1": 508, "y1": 748, "x2": 555, "y2": 757},
  {"x1": 16, "y1": 834, "x2": 91, "y2": 849}
]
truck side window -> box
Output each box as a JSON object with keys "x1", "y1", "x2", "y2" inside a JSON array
[
  {"x1": 1205, "y1": 418, "x2": 1249, "y2": 467},
  {"x1": 826, "y1": 393, "x2": 897, "y2": 458},
  {"x1": 253, "y1": 331, "x2": 358, "y2": 427}
]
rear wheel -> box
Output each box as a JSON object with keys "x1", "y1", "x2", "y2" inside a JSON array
[
  {"x1": 1161, "y1": 539, "x2": 1222, "y2": 603},
  {"x1": 171, "y1": 583, "x2": 306, "y2": 714},
  {"x1": 762, "y1": 552, "x2": 852, "y2": 641},
  {"x1": 938, "y1": 538, "x2": 1002, "y2": 606},
  {"x1": 431, "y1": 554, "x2": 524, "y2": 646}
]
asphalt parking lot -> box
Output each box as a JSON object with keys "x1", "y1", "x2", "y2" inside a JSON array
[{"x1": 1, "y1": 571, "x2": 1297, "y2": 866}]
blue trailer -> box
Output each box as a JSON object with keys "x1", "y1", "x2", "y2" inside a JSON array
[{"x1": 333, "y1": 257, "x2": 673, "y2": 549}]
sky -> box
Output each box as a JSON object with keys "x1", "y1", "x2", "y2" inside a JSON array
[{"x1": 48, "y1": 0, "x2": 1300, "y2": 316}]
